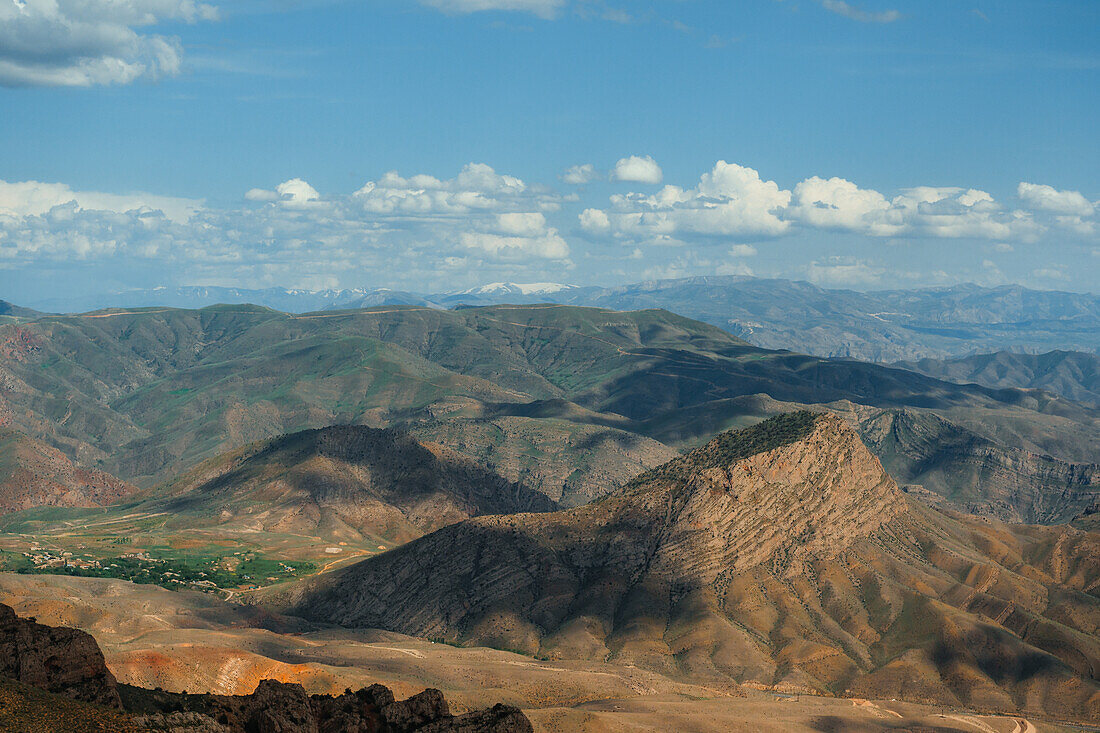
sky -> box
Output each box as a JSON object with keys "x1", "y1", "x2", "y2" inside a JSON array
[{"x1": 0, "y1": 0, "x2": 1097, "y2": 303}]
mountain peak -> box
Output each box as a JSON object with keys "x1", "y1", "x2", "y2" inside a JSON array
[
  {"x1": 644, "y1": 412, "x2": 908, "y2": 578},
  {"x1": 456, "y1": 282, "x2": 577, "y2": 296}
]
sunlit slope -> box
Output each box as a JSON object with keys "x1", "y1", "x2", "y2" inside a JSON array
[{"x1": 283, "y1": 413, "x2": 1100, "y2": 722}]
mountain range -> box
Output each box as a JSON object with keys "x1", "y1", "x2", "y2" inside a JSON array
[
  {"x1": 17, "y1": 277, "x2": 1100, "y2": 361},
  {"x1": 0, "y1": 303, "x2": 1097, "y2": 526}
]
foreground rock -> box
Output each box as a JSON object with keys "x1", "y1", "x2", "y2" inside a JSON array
[
  {"x1": 0, "y1": 602, "x2": 532, "y2": 732},
  {"x1": 0, "y1": 601, "x2": 121, "y2": 707},
  {"x1": 122, "y1": 681, "x2": 532, "y2": 733}
]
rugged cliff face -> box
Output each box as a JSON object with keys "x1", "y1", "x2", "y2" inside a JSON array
[
  {"x1": 850, "y1": 407, "x2": 1099, "y2": 523},
  {"x1": 0, "y1": 602, "x2": 121, "y2": 708},
  {"x1": 287, "y1": 412, "x2": 1100, "y2": 721}
]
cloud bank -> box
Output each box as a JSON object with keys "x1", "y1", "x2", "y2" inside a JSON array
[
  {"x1": 0, "y1": 160, "x2": 1094, "y2": 292},
  {"x1": 0, "y1": 0, "x2": 219, "y2": 87}
]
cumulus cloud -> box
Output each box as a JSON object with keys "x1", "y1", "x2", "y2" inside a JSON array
[
  {"x1": 611, "y1": 155, "x2": 663, "y2": 184},
  {"x1": 791, "y1": 176, "x2": 896, "y2": 235},
  {"x1": 0, "y1": 0, "x2": 218, "y2": 87},
  {"x1": 589, "y1": 161, "x2": 791, "y2": 242},
  {"x1": 1017, "y1": 182, "x2": 1095, "y2": 217},
  {"x1": 562, "y1": 164, "x2": 599, "y2": 185},
  {"x1": 418, "y1": 0, "x2": 565, "y2": 19},
  {"x1": 351, "y1": 163, "x2": 540, "y2": 215},
  {"x1": 578, "y1": 207, "x2": 611, "y2": 232},
  {"x1": 460, "y1": 230, "x2": 569, "y2": 259},
  {"x1": 1031, "y1": 267, "x2": 1069, "y2": 281},
  {"x1": 0, "y1": 178, "x2": 200, "y2": 222},
  {"x1": 789, "y1": 177, "x2": 1033, "y2": 239},
  {"x1": 0, "y1": 165, "x2": 571, "y2": 292},
  {"x1": 819, "y1": 0, "x2": 901, "y2": 23}
]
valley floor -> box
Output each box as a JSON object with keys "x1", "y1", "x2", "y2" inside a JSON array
[{"x1": 0, "y1": 573, "x2": 1086, "y2": 733}]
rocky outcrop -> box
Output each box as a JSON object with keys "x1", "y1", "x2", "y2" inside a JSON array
[
  {"x1": 287, "y1": 412, "x2": 1100, "y2": 722},
  {"x1": 122, "y1": 681, "x2": 532, "y2": 733},
  {"x1": 0, "y1": 602, "x2": 121, "y2": 708}
]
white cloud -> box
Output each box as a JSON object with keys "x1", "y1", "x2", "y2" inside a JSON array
[
  {"x1": 562, "y1": 164, "x2": 599, "y2": 185},
  {"x1": 819, "y1": 0, "x2": 901, "y2": 23},
  {"x1": 888, "y1": 187, "x2": 1019, "y2": 239},
  {"x1": 1017, "y1": 182, "x2": 1095, "y2": 217},
  {"x1": 791, "y1": 176, "x2": 897, "y2": 235},
  {"x1": 611, "y1": 155, "x2": 663, "y2": 184},
  {"x1": 0, "y1": 178, "x2": 199, "y2": 222},
  {"x1": 578, "y1": 208, "x2": 611, "y2": 232},
  {"x1": 460, "y1": 230, "x2": 569, "y2": 259},
  {"x1": 351, "y1": 163, "x2": 535, "y2": 215},
  {"x1": 1031, "y1": 267, "x2": 1069, "y2": 281},
  {"x1": 0, "y1": 0, "x2": 218, "y2": 87},
  {"x1": 791, "y1": 179, "x2": 1039, "y2": 240},
  {"x1": 0, "y1": 164, "x2": 572, "y2": 294},
  {"x1": 594, "y1": 161, "x2": 791, "y2": 242},
  {"x1": 494, "y1": 212, "x2": 547, "y2": 236},
  {"x1": 728, "y1": 244, "x2": 757, "y2": 257},
  {"x1": 277, "y1": 178, "x2": 321, "y2": 206},
  {"x1": 716, "y1": 262, "x2": 754, "y2": 276},
  {"x1": 418, "y1": 0, "x2": 565, "y2": 19},
  {"x1": 245, "y1": 178, "x2": 323, "y2": 208}
]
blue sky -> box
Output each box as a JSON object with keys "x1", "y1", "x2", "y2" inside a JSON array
[{"x1": 0, "y1": 0, "x2": 1097, "y2": 304}]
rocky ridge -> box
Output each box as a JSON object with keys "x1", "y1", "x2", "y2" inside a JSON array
[{"x1": 284, "y1": 412, "x2": 1100, "y2": 721}]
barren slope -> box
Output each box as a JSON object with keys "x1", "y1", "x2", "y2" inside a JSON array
[
  {"x1": 156, "y1": 425, "x2": 557, "y2": 545},
  {"x1": 284, "y1": 413, "x2": 1100, "y2": 722},
  {"x1": 0, "y1": 429, "x2": 136, "y2": 516}
]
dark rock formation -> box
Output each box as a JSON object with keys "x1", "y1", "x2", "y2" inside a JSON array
[
  {"x1": 121, "y1": 680, "x2": 532, "y2": 733},
  {"x1": 0, "y1": 602, "x2": 121, "y2": 708},
  {"x1": 0, "y1": 602, "x2": 532, "y2": 732}
]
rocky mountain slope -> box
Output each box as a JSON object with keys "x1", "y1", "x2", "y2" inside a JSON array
[
  {"x1": 0, "y1": 601, "x2": 533, "y2": 732},
  {"x1": 283, "y1": 413, "x2": 1100, "y2": 722},
  {"x1": 845, "y1": 406, "x2": 1099, "y2": 523},
  {"x1": 156, "y1": 425, "x2": 556, "y2": 545},
  {"x1": 0, "y1": 428, "x2": 137, "y2": 516},
  {"x1": 896, "y1": 349, "x2": 1100, "y2": 407}
]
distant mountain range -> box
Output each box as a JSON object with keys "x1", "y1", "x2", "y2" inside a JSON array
[
  {"x1": 895, "y1": 349, "x2": 1100, "y2": 407},
  {"x1": 18, "y1": 276, "x2": 1100, "y2": 361}
]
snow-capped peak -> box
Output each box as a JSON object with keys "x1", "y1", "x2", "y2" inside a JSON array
[{"x1": 459, "y1": 282, "x2": 577, "y2": 296}]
